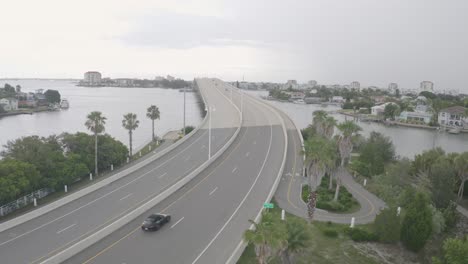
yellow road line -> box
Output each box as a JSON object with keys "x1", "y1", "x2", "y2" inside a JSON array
[{"x1": 82, "y1": 123, "x2": 251, "y2": 264}]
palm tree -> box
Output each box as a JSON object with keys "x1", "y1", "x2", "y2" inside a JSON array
[
  {"x1": 327, "y1": 139, "x2": 340, "y2": 190},
  {"x1": 281, "y1": 218, "x2": 311, "y2": 264},
  {"x1": 122, "y1": 113, "x2": 139, "y2": 157},
  {"x1": 85, "y1": 111, "x2": 106, "y2": 177},
  {"x1": 312, "y1": 110, "x2": 328, "y2": 136},
  {"x1": 334, "y1": 121, "x2": 361, "y2": 201},
  {"x1": 244, "y1": 211, "x2": 287, "y2": 264},
  {"x1": 323, "y1": 116, "x2": 337, "y2": 139},
  {"x1": 454, "y1": 152, "x2": 468, "y2": 201},
  {"x1": 146, "y1": 105, "x2": 160, "y2": 142},
  {"x1": 303, "y1": 136, "x2": 335, "y2": 221}
]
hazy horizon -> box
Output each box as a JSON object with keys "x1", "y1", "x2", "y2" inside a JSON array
[{"x1": 1, "y1": 0, "x2": 467, "y2": 93}]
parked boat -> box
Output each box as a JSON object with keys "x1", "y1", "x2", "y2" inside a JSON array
[
  {"x1": 60, "y1": 99, "x2": 70, "y2": 109},
  {"x1": 447, "y1": 127, "x2": 461, "y2": 134},
  {"x1": 293, "y1": 99, "x2": 306, "y2": 104}
]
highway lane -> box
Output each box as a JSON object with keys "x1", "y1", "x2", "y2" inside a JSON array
[
  {"x1": 0, "y1": 78, "x2": 240, "y2": 264},
  {"x1": 66, "y1": 80, "x2": 286, "y2": 264}
]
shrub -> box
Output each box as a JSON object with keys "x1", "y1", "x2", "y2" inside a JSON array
[
  {"x1": 401, "y1": 192, "x2": 433, "y2": 252},
  {"x1": 374, "y1": 207, "x2": 401, "y2": 243},
  {"x1": 346, "y1": 227, "x2": 378, "y2": 242},
  {"x1": 322, "y1": 229, "x2": 339, "y2": 238}
]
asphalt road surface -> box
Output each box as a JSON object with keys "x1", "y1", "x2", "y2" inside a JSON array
[
  {"x1": 65, "y1": 80, "x2": 286, "y2": 264},
  {"x1": 0, "y1": 78, "x2": 240, "y2": 264}
]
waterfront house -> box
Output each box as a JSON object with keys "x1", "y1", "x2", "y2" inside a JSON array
[
  {"x1": 0, "y1": 98, "x2": 18, "y2": 111},
  {"x1": 438, "y1": 106, "x2": 468, "y2": 129},
  {"x1": 398, "y1": 96, "x2": 432, "y2": 124},
  {"x1": 370, "y1": 96, "x2": 386, "y2": 104},
  {"x1": 371, "y1": 102, "x2": 396, "y2": 116},
  {"x1": 331, "y1": 96, "x2": 345, "y2": 103},
  {"x1": 288, "y1": 92, "x2": 305, "y2": 100}
]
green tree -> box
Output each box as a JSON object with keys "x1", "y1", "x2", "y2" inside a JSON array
[
  {"x1": 281, "y1": 218, "x2": 311, "y2": 264},
  {"x1": 412, "y1": 148, "x2": 445, "y2": 175},
  {"x1": 61, "y1": 132, "x2": 128, "y2": 172},
  {"x1": 85, "y1": 111, "x2": 107, "y2": 177},
  {"x1": 323, "y1": 116, "x2": 337, "y2": 139},
  {"x1": 0, "y1": 159, "x2": 41, "y2": 204},
  {"x1": 429, "y1": 158, "x2": 457, "y2": 209},
  {"x1": 312, "y1": 110, "x2": 328, "y2": 136},
  {"x1": 244, "y1": 211, "x2": 287, "y2": 264},
  {"x1": 354, "y1": 132, "x2": 395, "y2": 177},
  {"x1": 122, "y1": 113, "x2": 140, "y2": 157},
  {"x1": 433, "y1": 236, "x2": 468, "y2": 264},
  {"x1": 146, "y1": 105, "x2": 160, "y2": 141},
  {"x1": 383, "y1": 103, "x2": 400, "y2": 120},
  {"x1": 374, "y1": 207, "x2": 401, "y2": 243},
  {"x1": 401, "y1": 192, "x2": 433, "y2": 252},
  {"x1": 454, "y1": 152, "x2": 468, "y2": 201},
  {"x1": 335, "y1": 121, "x2": 361, "y2": 201},
  {"x1": 44, "y1": 89, "x2": 61, "y2": 104}
]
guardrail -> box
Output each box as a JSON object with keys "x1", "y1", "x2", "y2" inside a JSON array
[
  {"x1": 0, "y1": 86, "x2": 209, "y2": 233},
  {"x1": 39, "y1": 79, "x2": 243, "y2": 264}
]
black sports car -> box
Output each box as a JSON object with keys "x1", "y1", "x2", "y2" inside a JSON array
[{"x1": 141, "y1": 214, "x2": 171, "y2": 231}]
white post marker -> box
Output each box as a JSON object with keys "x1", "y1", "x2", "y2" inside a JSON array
[
  {"x1": 350, "y1": 217, "x2": 355, "y2": 228},
  {"x1": 64, "y1": 185, "x2": 68, "y2": 193},
  {"x1": 363, "y1": 179, "x2": 367, "y2": 186},
  {"x1": 111, "y1": 164, "x2": 114, "y2": 171},
  {"x1": 33, "y1": 198, "x2": 37, "y2": 207},
  {"x1": 127, "y1": 157, "x2": 129, "y2": 163},
  {"x1": 89, "y1": 173, "x2": 93, "y2": 181},
  {"x1": 149, "y1": 145, "x2": 151, "y2": 151},
  {"x1": 397, "y1": 207, "x2": 401, "y2": 216},
  {"x1": 139, "y1": 151, "x2": 142, "y2": 157},
  {"x1": 281, "y1": 209, "x2": 285, "y2": 221}
]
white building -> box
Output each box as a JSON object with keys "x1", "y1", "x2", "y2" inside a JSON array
[
  {"x1": 155, "y1": 76, "x2": 164, "y2": 81},
  {"x1": 331, "y1": 96, "x2": 345, "y2": 103},
  {"x1": 350, "y1": 81, "x2": 360, "y2": 91},
  {"x1": 0, "y1": 98, "x2": 18, "y2": 112},
  {"x1": 438, "y1": 106, "x2": 468, "y2": 129},
  {"x1": 399, "y1": 111, "x2": 432, "y2": 124},
  {"x1": 83, "y1": 71, "x2": 102, "y2": 86},
  {"x1": 420, "y1": 81, "x2": 434, "y2": 92},
  {"x1": 371, "y1": 102, "x2": 396, "y2": 116},
  {"x1": 166, "y1": 75, "x2": 175, "y2": 81}
]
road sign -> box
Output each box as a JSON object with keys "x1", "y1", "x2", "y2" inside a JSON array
[{"x1": 263, "y1": 203, "x2": 274, "y2": 209}]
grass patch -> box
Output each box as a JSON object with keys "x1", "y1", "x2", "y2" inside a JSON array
[
  {"x1": 301, "y1": 175, "x2": 360, "y2": 213},
  {"x1": 237, "y1": 211, "x2": 380, "y2": 264}
]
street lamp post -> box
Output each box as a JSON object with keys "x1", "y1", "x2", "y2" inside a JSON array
[
  {"x1": 183, "y1": 87, "x2": 186, "y2": 136},
  {"x1": 205, "y1": 106, "x2": 216, "y2": 159}
]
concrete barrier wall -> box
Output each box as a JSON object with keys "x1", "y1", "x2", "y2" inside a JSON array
[
  {"x1": 0, "y1": 85, "x2": 209, "y2": 233},
  {"x1": 40, "y1": 79, "x2": 243, "y2": 264}
]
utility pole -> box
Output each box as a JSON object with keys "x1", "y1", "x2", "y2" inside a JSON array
[{"x1": 183, "y1": 87, "x2": 186, "y2": 135}]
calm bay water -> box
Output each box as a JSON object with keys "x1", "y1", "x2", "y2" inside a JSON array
[
  {"x1": 0, "y1": 80, "x2": 203, "y2": 152},
  {"x1": 247, "y1": 90, "x2": 467, "y2": 158}
]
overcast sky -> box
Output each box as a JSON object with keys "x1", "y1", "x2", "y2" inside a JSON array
[{"x1": 1, "y1": 0, "x2": 467, "y2": 92}]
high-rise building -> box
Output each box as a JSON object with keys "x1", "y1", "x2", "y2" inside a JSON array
[
  {"x1": 308, "y1": 80, "x2": 317, "y2": 87},
  {"x1": 83, "y1": 71, "x2": 102, "y2": 86},
  {"x1": 388, "y1": 83, "x2": 398, "y2": 91},
  {"x1": 420, "y1": 81, "x2": 434, "y2": 92},
  {"x1": 350, "y1": 81, "x2": 360, "y2": 91}
]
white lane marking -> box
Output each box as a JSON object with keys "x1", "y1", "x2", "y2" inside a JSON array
[
  {"x1": 245, "y1": 152, "x2": 250, "y2": 157},
  {"x1": 0, "y1": 129, "x2": 209, "y2": 247},
  {"x1": 119, "y1": 193, "x2": 133, "y2": 201},
  {"x1": 158, "y1": 172, "x2": 168, "y2": 179},
  {"x1": 209, "y1": 187, "x2": 218, "y2": 196},
  {"x1": 56, "y1": 223, "x2": 76, "y2": 234},
  {"x1": 232, "y1": 167, "x2": 237, "y2": 173},
  {"x1": 192, "y1": 92, "x2": 275, "y2": 264},
  {"x1": 170, "y1": 217, "x2": 184, "y2": 229}
]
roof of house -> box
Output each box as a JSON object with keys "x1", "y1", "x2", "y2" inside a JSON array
[{"x1": 440, "y1": 106, "x2": 466, "y2": 115}]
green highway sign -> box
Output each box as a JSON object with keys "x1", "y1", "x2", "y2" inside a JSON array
[{"x1": 263, "y1": 203, "x2": 274, "y2": 209}]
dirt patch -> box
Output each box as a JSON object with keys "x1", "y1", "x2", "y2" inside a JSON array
[{"x1": 353, "y1": 242, "x2": 420, "y2": 264}]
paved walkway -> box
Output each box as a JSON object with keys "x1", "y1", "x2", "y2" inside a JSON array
[{"x1": 274, "y1": 109, "x2": 386, "y2": 224}]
